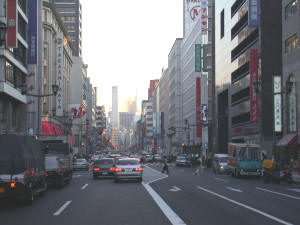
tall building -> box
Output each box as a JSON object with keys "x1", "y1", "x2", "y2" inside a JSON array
[
  {"x1": 280, "y1": 0, "x2": 299, "y2": 158},
  {"x1": 52, "y1": 0, "x2": 82, "y2": 57},
  {"x1": 0, "y1": 0, "x2": 28, "y2": 134},
  {"x1": 112, "y1": 86, "x2": 119, "y2": 129},
  {"x1": 215, "y1": 0, "x2": 282, "y2": 155},
  {"x1": 119, "y1": 112, "x2": 134, "y2": 130}
]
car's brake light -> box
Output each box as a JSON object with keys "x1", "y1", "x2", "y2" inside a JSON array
[
  {"x1": 93, "y1": 168, "x2": 100, "y2": 171},
  {"x1": 134, "y1": 167, "x2": 143, "y2": 172},
  {"x1": 114, "y1": 168, "x2": 124, "y2": 172},
  {"x1": 10, "y1": 182, "x2": 17, "y2": 188},
  {"x1": 58, "y1": 169, "x2": 63, "y2": 173},
  {"x1": 109, "y1": 168, "x2": 115, "y2": 171}
]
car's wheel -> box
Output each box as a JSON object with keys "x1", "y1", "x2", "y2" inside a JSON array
[
  {"x1": 25, "y1": 188, "x2": 34, "y2": 205},
  {"x1": 93, "y1": 174, "x2": 97, "y2": 179},
  {"x1": 138, "y1": 177, "x2": 143, "y2": 182},
  {"x1": 40, "y1": 181, "x2": 47, "y2": 197},
  {"x1": 59, "y1": 178, "x2": 65, "y2": 188}
]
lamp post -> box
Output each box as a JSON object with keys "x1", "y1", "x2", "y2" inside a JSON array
[{"x1": 20, "y1": 84, "x2": 59, "y2": 136}]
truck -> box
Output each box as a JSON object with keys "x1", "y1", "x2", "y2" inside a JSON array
[
  {"x1": 0, "y1": 134, "x2": 47, "y2": 204},
  {"x1": 41, "y1": 137, "x2": 73, "y2": 187},
  {"x1": 227, "y1": 143, "x2": 262, "y2": 178}
]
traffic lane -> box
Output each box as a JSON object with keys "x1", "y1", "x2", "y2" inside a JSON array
[
  {"x1": 0, "y1": 170, "x2": 90, "y2": 225},
  {"x1": 55, "y1": 177, "x2": 172, "y2": 225},
  {"x1": 149, "y1": 166, "x2": 298, "y2": 225},
  {"x1": 150, "y1": 177, "x2": 280, "y2": 225}
]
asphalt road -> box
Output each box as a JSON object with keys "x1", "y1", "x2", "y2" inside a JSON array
[{"x1": 0, "y1": 163, "x2": 299, "y2": 225}]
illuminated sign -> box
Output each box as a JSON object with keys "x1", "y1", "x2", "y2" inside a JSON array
[
  {"x1": 56, "y1": 32, "x2": 64, "y2": 116},
  {"x1": 273, "y1": 76, "x2": 282, "y2": 132}
]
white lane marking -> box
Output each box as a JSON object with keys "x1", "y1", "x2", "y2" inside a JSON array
[
  {"x1": 81, "y1": 183, "x2": 89, "y2": 190},
  {"x1": 287, "y1": 188, "x2": 300, "y2": 193},
  {"x1": 148, "y1": 176, "x2": 168, "y2": 184},
  {"x1": 215, "y1": 178, "x2": 228, "y2": 183},
  {"x1": 143, "y1": 182, "x2": 186, "y2": 225},
  {"x1": 170, "y1": 186, "x2": 181, "y2": 192},
  {"x1": 145, "y1": 165, "x2": 168, "y2": 176},
  {"x1": 226, "y1": 186, "x2": 242, "y2": 193},
  {"x1": 53, "y1": 201, "x2": 72, "y2": 216},
  {"x1": 256, "y1": 187, "x2": 300, "y2": 200},
  {"x1": 72, "y1": 175, "x2": 82, "y2": 178},
  {"x1": 197, "y1": 186, "x2": 293, "y2": 225}
]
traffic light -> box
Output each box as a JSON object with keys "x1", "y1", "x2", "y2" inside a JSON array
[
  {"x1": 109, "y1": 139, "x2": 112, "y2": 143},
  {"x1": 181, "y1": 143, "x2": 185, "y2": 147},
  {"x1": 102, "y1": 130, "x2": 106, "y2": 135},
  {"x1": 81, "y1": 142, "x2": 85, "y2": 147}
]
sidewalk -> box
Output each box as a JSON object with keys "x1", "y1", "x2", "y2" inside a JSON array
[{"x1": 292, "y1": 172, "x2": 300, "y2": 183}]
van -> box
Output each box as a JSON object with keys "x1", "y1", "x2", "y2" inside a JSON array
[{"x1": 212, "y1": 154, "x2": 229, "y2": 174}]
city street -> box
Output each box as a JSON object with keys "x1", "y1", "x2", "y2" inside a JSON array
[{"x1": 1, "y1": 163, "x2": 299, "y2": 225}]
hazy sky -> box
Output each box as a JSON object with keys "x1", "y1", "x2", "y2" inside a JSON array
[{"x1": 82, "y1": 0, "x2": 183, "y2": 113}]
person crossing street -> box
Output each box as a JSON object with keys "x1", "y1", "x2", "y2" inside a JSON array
[{"x1": 161, "y1": 156, "x2": 169, "y2": 174}]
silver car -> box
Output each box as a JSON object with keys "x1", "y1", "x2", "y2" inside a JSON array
[
  {"x1": 73, "y1": 158, "x2": 89, "y2": 171},
  {"x1": 114, "y1": 158, "x2": 143, "y2": 182}
]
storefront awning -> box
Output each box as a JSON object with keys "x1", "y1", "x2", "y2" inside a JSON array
[
  {"x1": 41, "y1": 121, "x2": 63, "y2": 136},
  {"x1": 276, "y1": 133, "x2": 298, "y2": 148}
]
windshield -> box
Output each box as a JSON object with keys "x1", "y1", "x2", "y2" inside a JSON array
[
  {"x1": 219, "y1": 157, "x2": 228, "y2": 163},
  {"x1": 238, "y1": 147, "x2": 260, "y2": 161},
  {"x1": 96, "y1": 159, "x2": 114, "y2": 165}
]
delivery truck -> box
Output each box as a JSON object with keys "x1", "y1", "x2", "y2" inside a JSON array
[{"x1": 0, "y1": 134, "x2": 47, "y2": 204}]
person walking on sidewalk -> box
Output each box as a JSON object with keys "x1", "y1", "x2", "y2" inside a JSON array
[
  {"x1": 194, "y1": 156, "x2": 204, "y2": 176},
  {"x1": 161, "y1": 156, "x2": 169, "y2": 174}
]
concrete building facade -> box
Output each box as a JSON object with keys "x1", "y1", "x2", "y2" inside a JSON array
[{"x1": 112, "y1": 86, "x2": 119, "y2": 129}]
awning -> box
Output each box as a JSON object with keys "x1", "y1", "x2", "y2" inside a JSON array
[
  {"x1": 276, "y1": 133, "x2": 298, "y2": 148},
  {"x1": 41, "y1": 121, "x2": 63, "y2": 136}
]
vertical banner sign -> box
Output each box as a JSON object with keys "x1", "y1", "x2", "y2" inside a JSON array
[
  {"x1": 250, "y1": 49, "x2": 259, "y2": 123},
  {"x1": 153, "y1": 112, "x2": 157, "y2": 135},
  {"x1": 184, "y1": 0, "x2": 201, "y2": 36},
  {"x1": 201, "y1": 104, "x2": 207, "y2": 123},
  {"x1": 196, "y1": 77, "x2": 202, "y2": 137},
  {"x1": 248, "y1": 0, "x2": 260, "y2": 27},
  {"x1": 195, "y1": 44, "x2": 202, "y2": 72},
  {"x1": 6, "y1": 0, "x2": 17, "y2": 47},
  {"x1": 28, "y1": 0, "x2": 37, "y2": 64},
  {"x1": 288, "y1": 81, "x2": 297, "y2": 132},
  {"x1": 200, "y1": 0, "x2": 208, "y2": 34},
  {"x1": 56, "y1": 32, "x2": 64, "y2": 116},
  {"x1": 273, "y1": 76, "x2": 282, "y2": 132},
  {"x1": 160, "y1": 112, "x2": 165, "y2": 137}
]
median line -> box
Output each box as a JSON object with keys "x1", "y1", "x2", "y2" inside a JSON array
[
  {"x1": 143, "y1": 182, "x2": 186, "y2": 225},
  {"x1": 197, "y1": 186, "x2": 293, "y2": 225},
  {"x1": 81, "y1": 183, "x2": 89, "y2": 190},
  {"x1": 215, "y1": 177, "x2": 228, "y2": 182},
  {"x1": 53, "y1": 201, "x2": 72, "y2": 216}
]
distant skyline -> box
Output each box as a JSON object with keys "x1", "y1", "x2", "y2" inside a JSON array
[{"x1": 81, "y1": 0, "x2": 183, "y2": 113}]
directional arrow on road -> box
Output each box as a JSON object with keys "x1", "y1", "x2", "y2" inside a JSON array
[{"x1": 169, "y1": 186, "x2": 181, "y2": 192}]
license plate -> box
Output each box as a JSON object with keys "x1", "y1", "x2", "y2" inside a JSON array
[
  {"x1": 0, "y1": 188, "x2": 5, "y2": 194},
  {"x1": 125, "y1": 168, "x2": 132, "y2": 172},
  {"x1": 102, "y1": 172, "x2": 108, "y2": 175}
]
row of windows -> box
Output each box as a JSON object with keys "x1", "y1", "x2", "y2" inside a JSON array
[
  {"x1": 5, "y1": 60, "x2": 26, "y2": 88},
  {"x1": 61, "y1": 16, "x2": 75, "y2": 22},
  {"x1": 56, "y1": 7, "x2": 76, "y2": 13}
]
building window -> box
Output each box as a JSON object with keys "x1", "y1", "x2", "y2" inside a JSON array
[
  {"x1": 5, "y1": 61, "x2": 14, "y2": 84},
  {"x1": 18, "y1": 13, "x2": 27, "y2": 41},
  {"x1": 221, "y1": 9, "x2": 225, "y2": 39},
  {"x1": 285, "y1": 0, "x2": 298, "y2": 20},
  {"x1": 18, "y1": 0, "x2": 27, "y2": 15},
  {"x1": 285, "y1": 33, "x2": 298, "y2": 53}
]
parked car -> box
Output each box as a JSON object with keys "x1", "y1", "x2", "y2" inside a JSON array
[
  {"x1": 0, "y1": 135, "x2": 47, "y2": 204},
  {"x1": 176, "y1": 155, "x2": 191, "y2": 167},
  {"x1": 73, "y1": 158, "x2": 89, "y2": 171},
  {"x1": 93, "y1": 158, "x2": 115, "y2": 179},
  {"x1": 153, "y1": 154, "x2": 162, "y2": 162},
  {"x1": 212, "y1": 154, "x2": 229, "y2": 174},
  {"x1": 114, "y1": 158, "x2": 143, "y2": 182}
]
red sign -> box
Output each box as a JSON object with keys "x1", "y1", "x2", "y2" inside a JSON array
[
  {"x1": 196, "y1": 77, "x2": 202, "y2": 137},
  {"x1": 250, "y1": 49, "x2": 259, "y2": 123},
  {"x1": 6, "y1": 0, "x2": 17, "y2": 48}
]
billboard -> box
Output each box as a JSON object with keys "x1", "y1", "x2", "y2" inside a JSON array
[
  {"x1": 6, "y1": 0, "x2": 17, "y2": 48},
  {"x1": 196, "y1": 77, "x2": 202, "y2": 137},
  {"x1": 160, "y1": 112, "x2": 165, "y2": 137},
  {"x1": 56, "y1": 32, "x2": 64, "y2": 116},
  {"x1": 250, "y1": 49, "x2": 259, "y2": 123},
  {"x1": 273, "y1": 76, "x2": 282, "y2": 132}
]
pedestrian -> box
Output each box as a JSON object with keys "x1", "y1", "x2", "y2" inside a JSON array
[
  {"x1": 161, "y1": 156, "x2": 169, "y2": 174},
  {"x1": 194, "y1": 156, "x2": 204, "y2": 176}
]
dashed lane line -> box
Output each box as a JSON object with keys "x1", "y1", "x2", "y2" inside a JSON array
[
  {"x1": 256, "y1": 187, "x2": 300, "y2": 201},
  {"x1": 226, "y1": 186, "x2": 242, "y2": 193},
  {"x1": 215, "y1": 177, "x2": 229, "y2": 182},
  {"x1": 53, "y1": 201, "x2": 72, "y2": 216},
  {"x1": 197, "y1": 186, "x2": 293, "y2": 225},
  {"x1": 81, "y1": 183, "x2": 89, "y2": 190}
]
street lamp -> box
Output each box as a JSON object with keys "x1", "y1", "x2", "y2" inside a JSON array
[
  {"x1": 0, "y1": 21, "x2": 7, "y2": 46},
  {"x1": 20, "y1": 84, "x2": 59, "y2": 97}
]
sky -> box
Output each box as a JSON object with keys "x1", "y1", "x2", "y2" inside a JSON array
[{"x1": 82, "y1": 0, "x2": 183, "y2": 114}]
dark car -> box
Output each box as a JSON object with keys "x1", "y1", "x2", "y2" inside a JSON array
[
  {"x1": 93, "y1": 158, "x2": 115, "y2": 179},
  {"x1": 176, "y1": 155, "x2": 191, "y2": 167}
]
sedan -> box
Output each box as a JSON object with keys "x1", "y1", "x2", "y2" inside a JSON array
[
  {"x1": 73, "y1": 158, "x2": 89, "y2": 171},
  {"x1": 114, "y1": 158, "x2": 143, "y2": 182},
  {"x1": 176, "y1": 156, "x2": 191, "y2": 167},
  {"x1": 92, "y1": 158, "x2": 115, "y2": 179}
]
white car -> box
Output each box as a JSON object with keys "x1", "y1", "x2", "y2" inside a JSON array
[{"x1": 114, "y1": 158, "x2": 143, "y2": 182}]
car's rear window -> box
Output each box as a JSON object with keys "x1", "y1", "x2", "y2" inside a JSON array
[
  {"x1": 117, "y1": 159, "x2": 138, "y2": 165},
  {"x1": 97, "y1": 159, "x2": 114, "y2": 165},
  {"x1": 177, "y1": 156, "x2": 186, "y2": 160},
  {"x1": 219, "y1": 157, "x2": 228, "y2": 163}
]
